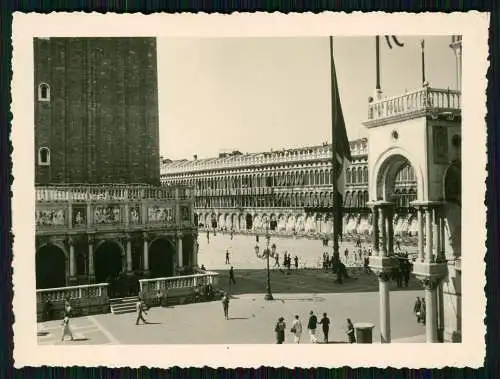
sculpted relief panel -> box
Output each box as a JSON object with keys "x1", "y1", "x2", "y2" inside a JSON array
[
  {"x1": 72, "y1": 205, "x2": 87, "y2": 227},
  {"x1": 130, "y1": 205, "x2": 141, "y2": 224},
  {"x1": 36, "y1": 208, "x2": 66, "y2": 226},
  {"x1": 94, "y1": 205, "x2": 121, "y2": 224},
  {"x1": 148, "y1": 206, "x2": 174, "y2": 223}
]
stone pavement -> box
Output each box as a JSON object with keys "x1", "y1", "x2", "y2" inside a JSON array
[
  {"x1": 198, "y1": 233, "x2": 416, "y2": 271},
  {"x1": 38, "y1": 290, "x2": 425, "y2": 345}
]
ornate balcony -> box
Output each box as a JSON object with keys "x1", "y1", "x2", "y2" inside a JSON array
[
  {"x1": 364, "y1": 87, "x2": 461, "y2": 128},
  {"x1": 35, "y1": 184, "x2": 194, "y2": 236}
]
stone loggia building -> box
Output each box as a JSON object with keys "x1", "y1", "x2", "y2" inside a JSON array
[
  {"x1": 34, "y1": 38, "x2": 196, "y2": 291},
  {"x1": 160, "y1": 138, "x2": 418, "y2": 237}
]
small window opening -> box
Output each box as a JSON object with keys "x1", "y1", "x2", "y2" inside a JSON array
[
  {"x1": 38, "y1": 83, "x2": 50, "y2": 102},
  {"x1": 38, "y1": 147, "x2": 50, "y2": 166}
]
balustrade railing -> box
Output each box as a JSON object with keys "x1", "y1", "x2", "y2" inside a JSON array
[
  {"x1": 367, "y1": 87, "x2": 461, "y2": 121},
  {"x1": 139, "y1": 271, "x2": 219, "y2": 295},
  {"x1": 36, "y1": 184, "x2": 193, "y2": 203},
  {"x1": 36, "y1": 283, "x2": 109, "y2": 303}
]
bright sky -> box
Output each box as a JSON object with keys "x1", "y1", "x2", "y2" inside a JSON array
[{"x1": 158, "y1": 36, "x2": 458, "y2": 160}]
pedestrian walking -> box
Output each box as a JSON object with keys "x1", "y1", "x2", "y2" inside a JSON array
[
  {"x1": 229, "y1": 266, "x2": 236, "y2": 285},
  {"x1": 421, "y1": 299, "x2": 426, "y2": 325},
  {"x1": 225, "y1": 250, "x2": 230, "y2": 264},
  {"x1": 413, "y1": 297, "x2": 422, "y2": 323},
  {"x1": 290, "y1": 315, "x2": 303, "y2": 343},
  {"x1": 274, "y1": 317, "x2": 286, "y2": 344},
  {"x1": 135, "y1": 299, "x2": 148, "y2": 325},
  {"x1": 206, "y1": 230, "x2": 210, "y2": 243},
  {"x1": 319, "y1": 312, "x2": 331, "y2": 343},
  {"x1": 221, "y1": 293, "x2": 230, "y2": 319},
  {"x1": 307, "y1": 311, "x2": 318, "y2": 343},
  {"x1": 294, "y1": 255, "x2": 299, "y2": 270},
  {"x1": 60, "y1": 315, "x2": 73, "y2": 342},
  {"x1": 346, "y1": 318, "x2": 356, "y2": 343},
  {"x1": 274, "y1": 252, "x2": 280, "y2": 267}
]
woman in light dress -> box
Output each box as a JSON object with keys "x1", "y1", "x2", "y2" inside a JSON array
[{"x1": 291, "y1": 314, "x2": 303, "y2": 344}]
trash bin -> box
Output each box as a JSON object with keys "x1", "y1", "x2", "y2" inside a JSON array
[{"x1": 353, "y1": 322, "x2": 375, "y2": 344}]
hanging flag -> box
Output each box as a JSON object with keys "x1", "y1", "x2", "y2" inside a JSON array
[{"x1": 329, "y1": 36, "x2": 352, "y2": 240}]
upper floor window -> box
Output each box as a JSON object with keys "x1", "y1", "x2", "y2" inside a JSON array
[
  {"x1": 38, "y1": 83, "x2": 51, "y2": 102},
  {"x1": 38, "y1": 147, "x2": 50, "y2": 166}
]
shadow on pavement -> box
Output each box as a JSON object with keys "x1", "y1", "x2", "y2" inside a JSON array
[
  {"x1": 72, "y1": 337, "x2": 89, "y2": 342},
  {"x1": 214, "y1": 269, "x2": 421, "y2": 296},
  {"x1": 228, "y1": 317, "x2": 249, "y2": 320}
]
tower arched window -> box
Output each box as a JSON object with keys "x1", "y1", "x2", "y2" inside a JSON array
[
  {"x1": 38, "y1": 83, "x2": 51, "y2": 102},
  {"x1": 38, "y1": 147, "x2": 50, "y2": 166}
]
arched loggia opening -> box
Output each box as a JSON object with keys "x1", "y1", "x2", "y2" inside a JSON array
[
  {"x1": 375, "y1": 153, "x2": 420, "y2": 203},
  {"x1": 246, "y1": 214, "x2": 253, "y2": 230},
  {"x1": 94, "y1": 241, "x2": 123, "y2": 283},
  {"x1": 149, "y1": 238, "x2": 175, "y2": 278},
  {"x1": 36, "y1": 244, "x2": 66, "y2": 289}
]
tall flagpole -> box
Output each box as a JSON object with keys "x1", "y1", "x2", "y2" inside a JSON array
[
  {"x1": 375, "y1": 36, "x2": 381, "y2": 91},
  {"x1": 329, "y1": 36, "x2": 341, "y2": 270},
  {"x1": 421, "y1": 39, "x2": 426, "y2": 85}
]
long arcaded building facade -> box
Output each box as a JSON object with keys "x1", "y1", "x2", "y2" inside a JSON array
[{"x1": 160, "y1": 138, "x2": 418, "y2": 237}]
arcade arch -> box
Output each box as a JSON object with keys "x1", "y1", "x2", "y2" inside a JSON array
[
  {"x1": 36, "y1": 243, "x2": 66, "y2": 289},
  {"x1": 94, "y1": 241, "x2": 123, "y2": 283},
  {"x1": 149, "y1": 238, "x2": 176, "y2": 278}
]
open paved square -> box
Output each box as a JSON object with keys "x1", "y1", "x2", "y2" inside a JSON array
[
  {"x1": 197, "y1": 233, "x2": 417, "y2": 271},
  {"x1": 38, "y1": 289, "x2": 425, "y2": 345},
  {"x1": 38, "y1": 233, "x2": 424, "y2": 345}
]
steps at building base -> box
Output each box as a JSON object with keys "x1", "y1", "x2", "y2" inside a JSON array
[{"x1": 109, "y1": 296, "x2": 139, "y2": 315}]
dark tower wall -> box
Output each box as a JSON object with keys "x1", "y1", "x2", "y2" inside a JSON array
[{"x1": 34, "y1": 37, "x2": 160, "y2": 186}]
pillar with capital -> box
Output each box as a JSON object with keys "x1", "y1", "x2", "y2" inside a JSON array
[
  {"x1": 142, "y1": 232, "x2": 150, "y2": 276},
  {"x1": 67, "y1": 236, "x2": 77, "y2": 284},
  {"x1": 411, "y1": 201, "x2": 448, "y2": 343},
  {"x1": 87, "y1": 234, "x2": 95, "y2": 283},
  {"x1": 177, "y1": 231, "x2": 184, "y2": 269},
  {"x1": 125, "y1": 235, "x2": 133, "y2": 274},
  {"x1": 368, "y1": 200, "x2": 396, "y2": 343}
]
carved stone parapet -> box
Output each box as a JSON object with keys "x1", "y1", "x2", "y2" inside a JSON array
[
  {"x1": 369, "y1": 255, "x2": 396, "y2": 277},
  {"x1": 412, "y1": 261, "x2": 448, "y2": 285}
]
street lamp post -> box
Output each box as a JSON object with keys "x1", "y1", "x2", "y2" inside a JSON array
[{"x1": 255, "y1": 218, "x2": 274, "y2": 300}]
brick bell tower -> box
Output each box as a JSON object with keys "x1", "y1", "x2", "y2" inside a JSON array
[{"x1": 34, "y1": 37, "x2": 160, "y2": 186}]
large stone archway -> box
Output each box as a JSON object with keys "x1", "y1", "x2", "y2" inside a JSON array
[
  {"x1": 371, "y1": 148, "x2": 425, "y2": 202},
  {"x1": 149, "y1": 238, "x2": 175, "y2": 278},
  {"x1": 94, "y1": 241, "x2": 124, "y2": 283},
  {"x1": 36, "y1": 243, "x2": 67, "y2": 289}
]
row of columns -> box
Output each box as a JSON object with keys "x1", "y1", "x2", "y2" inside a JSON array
[
  {"x1": 67, "y1": 232, "x2": 191, "y2": 283},
  {"x1": 369, "y1": 200, "x2": 447, "y2": 344}
]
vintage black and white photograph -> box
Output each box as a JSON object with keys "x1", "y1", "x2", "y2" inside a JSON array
[{"x1": 12, "y1": 12, "x2": 487, "y2": 368}]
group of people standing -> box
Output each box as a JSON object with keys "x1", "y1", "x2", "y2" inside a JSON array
[
  {"x1": 274, "y1": 311, "x2": 357, "y2": 344},
  {"x1": 274, "y1": 251, "x2": 298, "y2": 271}
]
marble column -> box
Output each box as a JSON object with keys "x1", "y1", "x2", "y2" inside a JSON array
[
  {"x1": 143, "y1": 232, "x2": 149, "y2": 274},
  {"x1": 387, "y1": 207, "x2": 394, "y2": 255},
  {"x1": 69, "y1": 238, "x2": 76, "y2": 278},
  {"x1": 425, "y1": 207, "x2": 433, "y2": 262},
  {"x1": 380, "y1": 208, "x2": 388, "y2": 256},
  {"x1": 88, "y1": 235, "x2": 95, "y2": 283},
  {"x1": 126, "y1": 236, "x2": 133, "y2": 273},
  {"x1": 372, "y1": 205, "x2": 380, "y2": 255},
  {"x1": 417, "y1": 207, "x2": 425, "y2": 262},
  {"x1": 437, "y1": 282, "x2": 445, "y2": 342},
  {"x1": 177, "y1": 233, "x2": 184, "y2": 268},
  {"x1": 68, "y1": 204, "x2": 73, "y2": 229},
  {"x1": 379, "y1": 272, "x2": 391, "y2": 343},
  {"x1": 423, "y1": 278, "x2": 441, "y2": 343}
]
